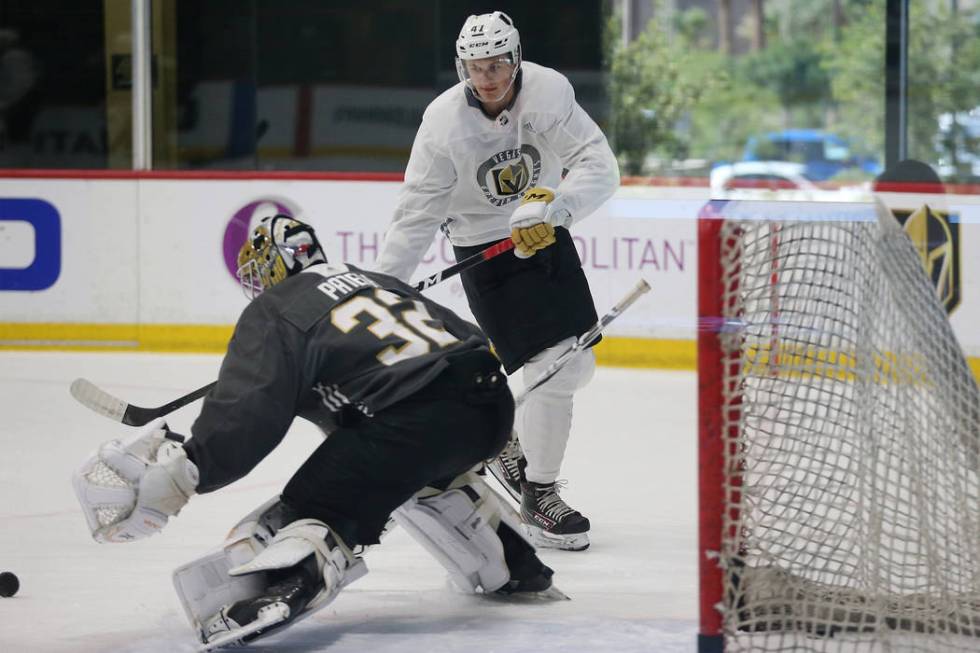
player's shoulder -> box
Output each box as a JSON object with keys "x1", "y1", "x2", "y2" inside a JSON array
[
  {"x1": 416, "y1": 83, "x2": 474, "y2": 149},
  {"x1": 521, "y1": 61, "x2": 574, "y2": 97},
  {"x1": 423, "y1": 83, "x2": 468, "y2": 123},
  {"x1": 518, "y1": 62, "x2": 575, "y2": 119},
  {"x1": 252, "y1": 264, "x2": 382, "y2": 332}
]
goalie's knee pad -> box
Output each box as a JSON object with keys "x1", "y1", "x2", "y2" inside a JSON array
[{"x1": 393, "y1": 472, "x2": 552, "y2": 595}]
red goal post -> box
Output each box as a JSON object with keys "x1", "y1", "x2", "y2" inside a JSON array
[{"x1": 696, "y1": 199, "x2": 980, "y2": 653}]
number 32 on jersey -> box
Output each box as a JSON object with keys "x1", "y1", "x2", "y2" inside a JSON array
[{"x1": 330, "y1": 289, "x2": 460, "y2": 366}]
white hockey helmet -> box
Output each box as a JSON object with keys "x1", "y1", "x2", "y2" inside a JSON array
[
  {"x1": 455, "y1": 11, "x2": 521, "y2": 100},
  {"x1": 236, "y1": 214, "x2": 326, "y2": 299}
]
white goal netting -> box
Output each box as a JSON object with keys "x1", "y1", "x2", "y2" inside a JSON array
[{"x1": 713, "y1": 200, "x2": 980, "y2": 652}]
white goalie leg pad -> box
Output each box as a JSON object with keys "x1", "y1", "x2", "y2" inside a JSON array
[
  {"x1": 190, "y1": 517, "x2": 367, "y2": 649},
  {"x1": 173, "y1": 496, "x2": 283, "y2": 641},
  {"x1": 174, "y1": 549, "x2": 269, "y2": 645},
  {"x1": 228, "y1": 518, "x2": 367, "y2": 612},
  {"x1": 393, "y1": 471, "x2": 521, "y2": 594},
  {"x1": 477, "y1": 472, "x2": 535, "y2": 546}
]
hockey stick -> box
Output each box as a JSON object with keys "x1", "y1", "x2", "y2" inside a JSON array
[
  {"x1": 70, "y1": 378, "x2": 217, "y2": 427},
  {"x1": 513, "y1": 278, "x2": 652, "y2": 409},
  {"x1": 413, "y1": 237, "x2": 514, "y2": 291},
  {"x1": 486, "y1": 279, "x2": 651, "y2": 502},
  {"x1": 71, "y1": 239, "x2": 516, "y2": 426},
  {"x1": 71, "y1": 277, "x2": 651, "y2": 426}
]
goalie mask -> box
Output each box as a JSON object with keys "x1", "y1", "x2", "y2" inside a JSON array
[
  {"x1": 236, "y1": 215, "x2": 326, "y2": 299},
  {"x1": 455, "y1": 11, "x2": 521, "y2": 103}
]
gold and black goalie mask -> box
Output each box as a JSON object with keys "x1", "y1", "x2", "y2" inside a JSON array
[
  {"x1": 236, "y1": 214, "x2": 325, "y2": 299},
  {"x1": 237, "y1": 224, "x2": 289, "y2": 299}
]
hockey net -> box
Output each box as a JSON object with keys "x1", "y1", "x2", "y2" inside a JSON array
[{"x1": 697, "y1": 199, "x2": 980, "y2": 652}]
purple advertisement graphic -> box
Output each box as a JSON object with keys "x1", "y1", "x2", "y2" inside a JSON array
[
  {"x1": 222, "y1": 199, "x2": 298, "y2": 281},
  {"x1": 219, "y1": 197, "x2": 691, "y2": 298},
  {"x1": 572, "y1": 235, "x2": 692, "y2": 271}
]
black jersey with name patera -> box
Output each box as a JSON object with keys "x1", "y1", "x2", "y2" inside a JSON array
[{"x1": 185, "y1": 262, "x2": 489, "y2": 493}]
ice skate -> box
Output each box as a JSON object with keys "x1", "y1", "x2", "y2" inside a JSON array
[{"x1": 520, "y1": 481, "x2": 590, "y2": 551}]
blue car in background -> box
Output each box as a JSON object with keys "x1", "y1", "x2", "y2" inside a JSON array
[{"x1": 742, "y1": 129, "x2": 881, "y2": 181}]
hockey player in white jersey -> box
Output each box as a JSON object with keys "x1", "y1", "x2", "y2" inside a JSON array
[{"x1": 375, "y1": 11, "x2": 620, "y2": 551}]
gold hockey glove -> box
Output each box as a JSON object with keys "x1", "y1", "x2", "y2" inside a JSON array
[{"x1": 509, "y1": 187, "x2": 558, "y2": 258}]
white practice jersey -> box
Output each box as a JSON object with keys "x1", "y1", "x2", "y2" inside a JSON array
[{"x1": 375, "y1": 61, "x2": 620, "y2": 282}]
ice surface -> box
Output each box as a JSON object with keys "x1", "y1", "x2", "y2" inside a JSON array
[{"x1": 0, "y1": 351, "x2": 698, "y2": 652}]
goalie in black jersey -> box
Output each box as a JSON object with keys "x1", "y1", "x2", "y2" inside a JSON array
[{"x1": 72, "y1": 215, "x2": 561, "y2": 649}]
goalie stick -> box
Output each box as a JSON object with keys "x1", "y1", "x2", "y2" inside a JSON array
[
  {"x1": 70, "y1": 378, "x2": 217, "y2": 427},
  {"x1": 71, "y1": 238, "x2": 515, "y2": 426}
]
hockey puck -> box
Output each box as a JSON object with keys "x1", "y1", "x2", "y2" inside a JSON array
[{"x1": 0, "y1": 571, "x2": 19, "y2": 597}]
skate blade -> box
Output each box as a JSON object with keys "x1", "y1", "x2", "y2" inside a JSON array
[
  {"x1": 524, "y1": 524, "x2": 590, "y2": 551},
  {"x1": 535, "y1": 585, "x2": 571, "y2": 601},
  {"x1": 199, "y1": 603, "x2": 289, "y2": 651},
  {"x1": 491, "y1": 584, "x2": 571, "y2": 602}
]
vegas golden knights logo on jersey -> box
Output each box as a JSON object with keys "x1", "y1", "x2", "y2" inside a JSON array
[
  {"x1": 493, "y1": 161, "x2": 529, "y2": 195},
  {"x1": 893, "y1": 204, "x2": 961, "y2": 314},
  {"x1": 475, "y1": 144, "x2": 542, "y2": 207}
]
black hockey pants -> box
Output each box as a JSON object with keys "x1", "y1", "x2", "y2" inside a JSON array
[{"x1": 454, "y1": 227, "x2": 599, "y2": 374}]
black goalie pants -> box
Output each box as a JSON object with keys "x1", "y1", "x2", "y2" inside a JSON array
[{"x1": 281, "y1": 349, "x2": 514, "y2": 546}]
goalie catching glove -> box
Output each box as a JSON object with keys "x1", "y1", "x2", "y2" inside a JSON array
[
  {"x1": 72, "y1": 417, "x2": 199, "y2": 543},
  {"x1": 509, "y1": 186, "x2": 571, "y2": 258}
]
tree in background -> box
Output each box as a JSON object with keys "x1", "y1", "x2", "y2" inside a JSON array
[
  {"x1": 606, "y1": 0, "x2": 980, "y2": 182},
  {"x1": 683, "y1": 5, "x2": 782, "y2": 165},
  {"x1": 608, "y1": 5, "x2": 721, "y2": 175},
  {"x1": 824, "y1": 0, "x2": 980, "y2": 179}
]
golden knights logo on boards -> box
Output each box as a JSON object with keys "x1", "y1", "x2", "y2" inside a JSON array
[{"x1": 893, "y1": 204, "x2": 961, "y2": 314}]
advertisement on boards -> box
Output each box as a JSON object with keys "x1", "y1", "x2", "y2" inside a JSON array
[
  {"x1": 1, "y1": 178, "x2": 978, "y2": 359},
  {"x1": 0, "y1": 197, "x2": 60, "y2": 291}
]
